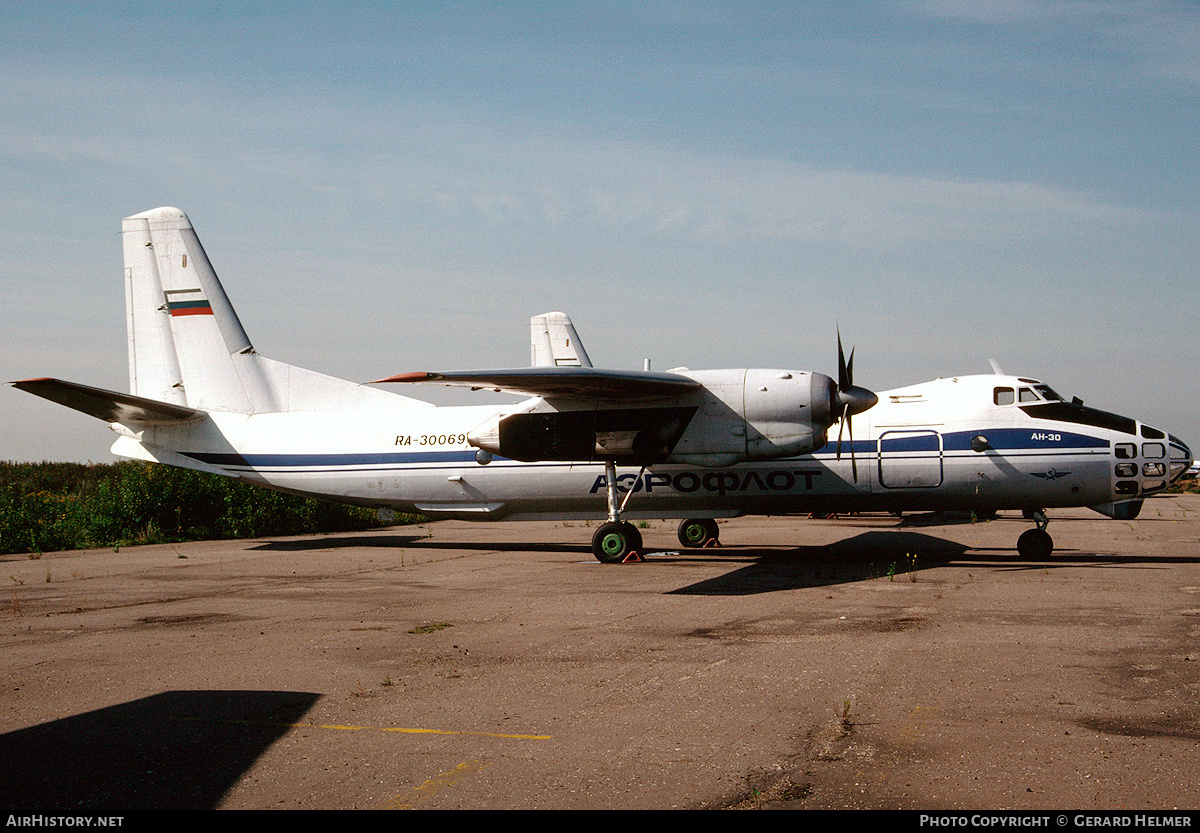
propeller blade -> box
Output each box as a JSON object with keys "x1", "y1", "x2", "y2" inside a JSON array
[
  {"x1": 837, "y1": 330, "x2": 849, "y2": 390},
  {"x1": 848, "y1": 405, "x2": 858, "y2": 482},
  {"x1": 833, "y1": 330, "x2": 878, "y2": 483},
  {"x1": 836, "y1": 403, "x2": 847, "y2": 459},
  {"x1": 835, "y1": 403, "x2": 860, "y2": 482}
]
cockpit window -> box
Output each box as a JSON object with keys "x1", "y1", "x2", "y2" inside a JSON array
[
  {"x1": 997, "y1": 385, "x2": 1064, "y2": 406},
  {"x1": 1024, "y1": 403, "x2": 1137, "y2": 435}
]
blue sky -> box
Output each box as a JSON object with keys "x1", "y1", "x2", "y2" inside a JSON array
[{"x1": 2, "y1": 1, "x2": 1197, "y2": 462}]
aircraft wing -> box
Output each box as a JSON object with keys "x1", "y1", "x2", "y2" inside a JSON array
[
  {"x1": 372, "y1": 367, "x2": 700, "y2": 403},
  {"x1": 11, "y1": 378, "x2": 206, "y2": 425}
]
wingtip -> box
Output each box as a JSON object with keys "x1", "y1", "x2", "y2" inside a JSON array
[{"x1": 370, "y1": 372, "x2": 442, "y2": 384}]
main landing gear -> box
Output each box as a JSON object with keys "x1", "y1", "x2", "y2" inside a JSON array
[
  {"x1": 1017, "y1": 509, "x2": 1054, "y2": 559},
  {"x1": 592, "y1": 460, "x2": 645, "y2": 564},
  {"x1": 677, "y1": 517, "x2": 720, "y2": 549},
  {"x1": 590, "y1": 461, "x2": 724, "y2": 563},
  {"x1": 592, "y1": 522, "x2": 642, "y2": 563}
]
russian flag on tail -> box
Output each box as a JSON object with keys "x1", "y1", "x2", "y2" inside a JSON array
[{"x1": 164, "y1": 287, "x2": 213, "y2": 316}]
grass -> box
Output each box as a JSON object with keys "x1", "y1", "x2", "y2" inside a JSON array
[
  {"x1": 0, "y1": 460, "x2": 422, "y2": 555},
  {"x1": 406, "y1": 622, "x2": 452, "y2": 634}
]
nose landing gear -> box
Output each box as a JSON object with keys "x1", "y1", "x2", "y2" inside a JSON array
[{"x1": 1017, "y1": 510, "x2": 1053, "y2": 559}]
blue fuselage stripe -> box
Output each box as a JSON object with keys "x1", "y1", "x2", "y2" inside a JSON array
[{"x1": 182, "y1": 427, "x2": 1109, "y2": 474}]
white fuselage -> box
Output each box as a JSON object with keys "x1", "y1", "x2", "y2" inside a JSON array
[
  {"x1": 20, "y1": 207, "x2": 1189, "y2": 564},
  {"x1": 122, "y1": 373, "x2": 1188, "y2": 523}
]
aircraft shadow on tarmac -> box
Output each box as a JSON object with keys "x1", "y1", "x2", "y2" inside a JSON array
[
  {"x1": 0, "y1": 689, "x2": 319, "y2": 811},
  {"x1": 249, "y1": 526, "x2": 975, "y2": 593},
  {"x1": 252, "y1": 533, "x2": 597, "y2": 554},
  {"x1": 667, "y1": 534, "x2": 1200, "y2": 595},
  {"x1": 250, "y1": 534, "x2": 431, "y2": 551},
  {"x1": 246, "y1": 515, "x2": 1200, "y2": 597},
  {"x1": 666, "y1": 530, "x2": 967, "y2": 594}
]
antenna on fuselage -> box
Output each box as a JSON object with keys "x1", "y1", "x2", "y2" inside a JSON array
[{"x1": 989, "y1": 359, "x2": 1005, "y2": 375}]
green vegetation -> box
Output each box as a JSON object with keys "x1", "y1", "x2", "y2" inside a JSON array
[
  {"x1": 1, "y1": 460, "x2": 420, "y2": 555},
  {"x1": 406, "y1": 622, "x2": 452, "y2": 634}
]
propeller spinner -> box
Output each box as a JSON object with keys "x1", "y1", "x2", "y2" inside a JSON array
[{"x1": 835, "y1": 331, "x2": 878, "y2": 481}]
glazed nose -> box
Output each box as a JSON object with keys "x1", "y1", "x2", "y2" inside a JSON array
[{"x1": 1169, "y1": 435, "x2": 1193, "y2": 483}]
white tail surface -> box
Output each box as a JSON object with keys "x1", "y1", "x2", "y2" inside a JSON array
[
  {"x1": 122, "y1": 207, "x2": 426, "y2": 414},
  {"x1": 530, "y1": 311, "x2": 592, "y2": 368}
]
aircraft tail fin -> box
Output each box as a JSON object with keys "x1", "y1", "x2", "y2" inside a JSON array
[
  {"x1": 530, "y1": 312, "x2": 592, "y2": 368},
  {"x1": 122, "y1": 207, "x2": 259, "y2": 410},
  {"x1": 122, "y1": 207, "x2": 425, "y2": 414}
]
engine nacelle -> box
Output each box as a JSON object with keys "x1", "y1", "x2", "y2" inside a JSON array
[
  {"x1": 467, "y1": 369, "x2": 839, "y2": 468},
  {"x1": 665, "y1": 369, "x2": 836, "y2": 467},
  {"x1": 471, "y1": 405, "x2": 697, "y2": 463},
  {"x1": 744, "y1": 368, "x2": 836, "y2": 459}
]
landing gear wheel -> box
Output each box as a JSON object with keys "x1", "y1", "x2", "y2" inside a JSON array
[
  {"x1": 593, "y1": 522, "x2": 643, "y2": 563},
  {"x1": 677, "y1": 518, "x2": 719, "y2": 548},
  {"x1": 1017, "y1": 528, "x2": 1054, "y2": 559}
]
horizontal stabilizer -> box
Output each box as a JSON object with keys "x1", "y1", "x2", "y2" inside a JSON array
[
  {"x1": 11, "y1": 378, "x2": 206, "y2": 425},
  {"x1": 372, "y1": 367, "x2": 701, "y2": 403}
]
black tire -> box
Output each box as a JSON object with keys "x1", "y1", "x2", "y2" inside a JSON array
[
  {"x1": 1016, "y1": 528, "x2": 1054, "y2": 559},
  {"x1": 592, "y1": 522, "x2": 643, "y2": 563},
  {"x1": 677, "y1": 518, "x2": 719, "y2": 548}
]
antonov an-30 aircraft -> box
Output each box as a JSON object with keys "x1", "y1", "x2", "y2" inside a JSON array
[{"x1": 12, "y1": 207, "x2": 1194, "y2": 563}]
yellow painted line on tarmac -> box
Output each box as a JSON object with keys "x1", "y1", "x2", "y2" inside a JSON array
[
  {"x1": 381, "y1": 725, "x2": 552, "y2": 740},
  {"x1": 174, "y1": 716, "x2": 551, "y2": 740},
  {"x1": 385, "y1": 760, "x2": 492, "y2": 810},
  {"x1": 296, "y1": 721, "x2": 552, "y2": 740}
]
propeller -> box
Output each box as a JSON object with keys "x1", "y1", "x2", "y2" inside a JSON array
[{"x1": 834, "y1": 330, "x2": 878, "y2": 482}]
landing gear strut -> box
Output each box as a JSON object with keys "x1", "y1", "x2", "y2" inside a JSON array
[
  {"x1": 1016, "y1": 509, "x2": 1053, "y2": 559},
  {"x1": 591, "y1": 461, "x2": 645, "y2": 563}
]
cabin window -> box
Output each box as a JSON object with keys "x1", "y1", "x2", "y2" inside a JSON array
[
  {"x1": 1033, "y1": 385, "x2": 1062, "y2": 401},
  {"x1": 1141, "y1": 425, "x2": 1165, "y2": 440},
  {"x1": 994, "y1": 387, "x2": 1015, "y2": 406},
  {"x1": 1115, "y1": 481, "x2": 1139, "y2": 495},
  {"x1": 1115, "y1": 463, "x2": 1137, "y2": 477},
  {"x1": 1115, "y1": 443, "x2": 1136, "y2": 459},
  {"x1": 1142, "y1": 443, "x2": 1165, "y2": 459},
  {"x1": 1019, "y1": 388, "x2": 1039, "y2": 403},
  {"x1": 1143, "y1": 462, "x2": 1167, "y2": 477}
]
